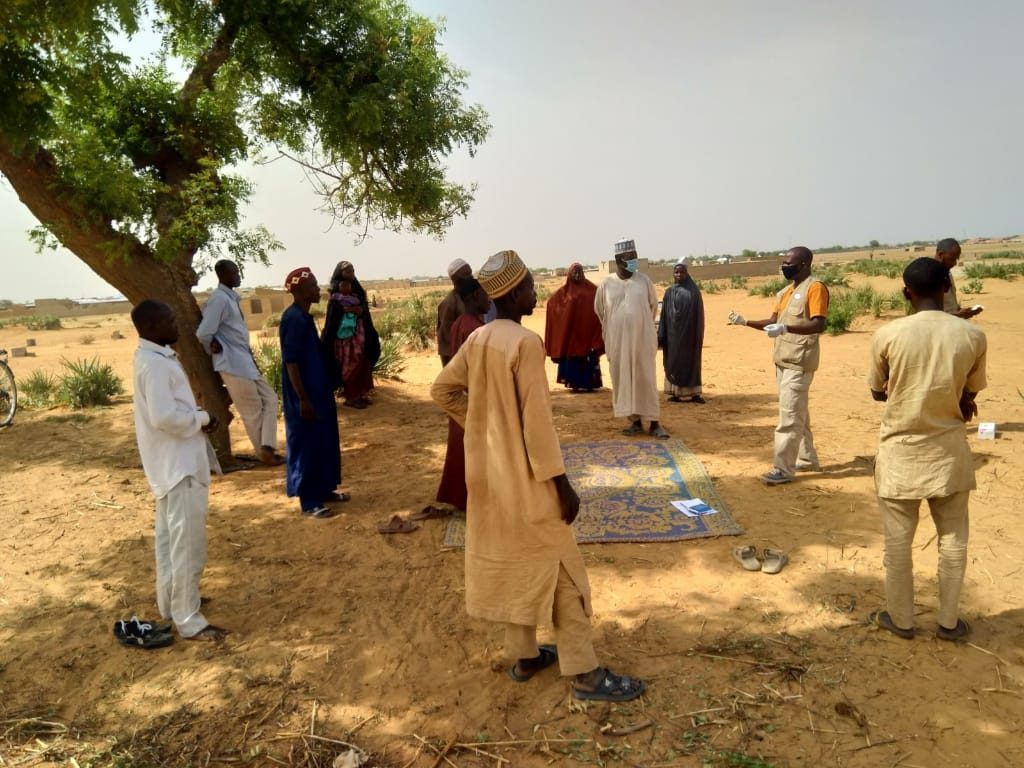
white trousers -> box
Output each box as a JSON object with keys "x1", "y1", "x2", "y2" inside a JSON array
[
  {"x1": 221, "y1": 372, "x2": 278, "y2": 453},
  {"x1": 154, "y1": 476, "x2": 209, "y2": 638},
  {"x1": 774, "y1": 366, "x2": 819, "y2": 477}
]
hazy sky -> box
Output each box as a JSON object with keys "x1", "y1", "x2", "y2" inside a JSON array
[{"x1": 2, "y1": 0, "x2": 1022, "y2": 301}]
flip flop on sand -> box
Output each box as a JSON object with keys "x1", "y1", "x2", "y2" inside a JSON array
[
  {"x1": 377, "y1": 515, "x2": 419, "y2": 534},
  {"x1": 410, "y1": 504, "x2": 455, "y2": 521},
  {"x1": 732, "y1": 545, "x2": 762, "y2": 571},
  {"x1": 761, "y1": 548, "x2": 789, "y2": 575},
  {"x1": 508, "y1": 644, "x2": 558, "y2": 682}
]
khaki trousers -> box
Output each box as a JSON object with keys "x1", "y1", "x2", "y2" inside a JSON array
[
  {"x1": 879, "y1": 491, "x2": 970, "y2": 630},
  {"x1": 773, "y1": 366, "x2": 819, "y2": 477},
  {"x1": 504, "y1": 565, "x2": 599, "y2": 676},
  {"x1": 221, "y1": 372, "x2": 278, "y2": 453},
  {"x1": 155, "y1": 476, "x2": 210, "y2": 638}
]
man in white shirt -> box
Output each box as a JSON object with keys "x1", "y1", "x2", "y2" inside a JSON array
[
  {"x1": 133, "y1": 300, "x2": 228, "y2": 642},
  {"x1": 197, "y1": 260, "x2": 282, "y2": 465}
]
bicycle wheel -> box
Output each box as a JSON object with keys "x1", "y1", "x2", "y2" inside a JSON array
[{"x1": 0, "y1": 361, "x2": 15, "y2": 427}]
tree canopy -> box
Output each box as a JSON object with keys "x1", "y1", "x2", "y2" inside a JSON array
[{"x1": 0, "y1": 0, "x2": 489, "y2": 455}]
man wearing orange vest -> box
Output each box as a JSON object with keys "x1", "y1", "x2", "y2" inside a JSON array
[{"x1": 728, "y1": 246, "x2": 829, "y2": 485}]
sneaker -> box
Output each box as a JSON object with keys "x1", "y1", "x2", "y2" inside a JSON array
[
  {"x1": 113, "y1": 616, "x2": 175, "y2": 649},
  {"x1": 760, "y1": 469, "x2": 792, "y2": 486}
]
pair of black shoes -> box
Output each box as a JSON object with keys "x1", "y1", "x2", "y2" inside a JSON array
[{"x1": 113, "y1": 616, "x2": 175, "y2": 649}]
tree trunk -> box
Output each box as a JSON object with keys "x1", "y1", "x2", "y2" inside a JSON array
[{"x1": 0, "y1": 140, "x2": 236, "y2": 459}]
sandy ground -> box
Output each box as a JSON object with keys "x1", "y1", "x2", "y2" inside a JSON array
[{"x1": 1, "y1": 273, "x2": 1023, "y2": 768}]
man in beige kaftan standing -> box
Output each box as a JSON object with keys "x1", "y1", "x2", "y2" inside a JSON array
[
  {"x1": 866, "y1": 257, "x2": 986, "y2": 641},
  {"x1": 594, "y1": 238, "x2": 669, "y2": 438},
  {"x1": 431, "y1": 249, "x2": 645, "y2": 702}
]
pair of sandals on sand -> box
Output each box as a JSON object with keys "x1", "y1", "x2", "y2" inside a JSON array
[
  {"x1": 507, "y1": 645, "x2": 646, "y2": 702},
  {"x1": 867, "y1": 610, "x2": 970, "y2": 642},
  {"x1": 377, "y1": 503, "x2": 455, "y2": 534},
  {"x1": 732, "y1": 545, "x2": 789, "y2": 574}
]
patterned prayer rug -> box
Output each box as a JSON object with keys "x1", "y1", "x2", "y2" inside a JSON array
[{"x1": 443, "y1": 439, "x2": 742, "y2": 547}]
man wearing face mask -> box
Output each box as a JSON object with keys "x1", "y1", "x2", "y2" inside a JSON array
[
  {"x1": 728, "y1": 246, "x2": 829, "y2": 485},
  {"x1": 595, "y1": 238, "x2": 669, "y2": 439}
]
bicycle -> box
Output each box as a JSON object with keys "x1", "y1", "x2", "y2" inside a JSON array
[{"x1": 0, "y1": 348, "x2": 16, "y2": 427}]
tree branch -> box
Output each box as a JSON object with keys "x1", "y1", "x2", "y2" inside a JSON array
[{"x1": 178, "y1": 16, "x2": 240, "y2": 110}]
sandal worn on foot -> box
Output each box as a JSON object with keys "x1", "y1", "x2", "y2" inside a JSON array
[
  {"x1": 508, "y1": 644, "x2": 558, "y2": 682},
  {"x1": 377, "y1": 515, "x2": 419, "y2": 534},
  {"x1": 323, "y1": 492, "x2": 351, "y2": 504},
  {"x1": 622, "y1": 422, "x2": 644, "y2": 436},
  {"x1": 302, "y1": 505, "x2": 336, "y2": 519},
  {"x1": 867, "y1": 610, "x2": 914, "y2": 640},
  {"x1": 936, "y1": 618, "x2": 970, "y2": 642},
  {"x1": 572, "y1": 667, "x2": 646, "y2": 702},
  {"x1": 649, "y1": 425, "x2": 670, "y2": 439},
  {"x1": 761, "y1": 548, "x2": 789, "y2": 575},
  {"x1": 186, "y1": 624, "x2": 229, "y2": 642},
  {"x1": 732, "y1": 545, "x2": 762, "y2": 571}
]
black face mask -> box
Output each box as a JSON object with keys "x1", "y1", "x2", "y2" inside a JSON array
[{"x1": 781, "y1": 264, "x2": 801, "y2": 280}]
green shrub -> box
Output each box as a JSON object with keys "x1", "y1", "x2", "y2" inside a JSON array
[
  {"x1": 58, "y1": 357, "x2": 124, "y2": 408},
  {"x1": 748, "y1": 277, "x2": 789, "y2": 297},
  {"x1": 535, "y1": 283, "x2": 552, "y2": 302},
  {"x1": 825, "y1": 294, "x2": 859, "y2": 335},
  {"x1": 25, "y1": 315, "x2": 62, "y2": 331},
  {"x1": 252, "y1": 341, "x2": 283, "y2": 403},
  {"x1": 978, "y1": 250, "x2": 1024, "y2": 260},
  {"x1": 0, "y1": 315, "x2": 63, "y2": 330},
  {"x1": 375, "y1": 293, "x2": 441, "y2": 350},
  {"x1": 263, "y1": 312, "x2": 282, "y2": 329},
  {"x1": 963, "y1": 262, "x2": 1024, "y2": 280},
  {"x1": 729, "y1": 275, "x2": 747, "y2": 289},
  {"x1": 843, "y1": 259, "x2": 910, "y2": 278},
  {"x1": 20, "y1": 369, "x2": 60, "y2": 408},
  {"x1": 961, "y1": 278, "x2": 984, "y2": 295},
  {"x1": 817, "y1": 266, "x2": 849, "y2": 287},
  {"x1": 374, "y1": 333, "x2": 407, "y2": 380},
  {"x1": 701, "y1": 280, "x2": 722, "y2": 294}
]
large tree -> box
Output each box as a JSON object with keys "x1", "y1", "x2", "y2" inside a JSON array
[{"x1": 0, "y1": 0, "x2": 488, "y2": 457}]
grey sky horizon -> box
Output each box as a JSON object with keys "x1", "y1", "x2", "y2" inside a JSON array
[{"x1": 2, "y1": 0, "x2": 1022, "y2": 302}]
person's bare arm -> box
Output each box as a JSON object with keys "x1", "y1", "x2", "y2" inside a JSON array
[{"x1": 778, "y1": 316, "x2": 826, "y2": 335}]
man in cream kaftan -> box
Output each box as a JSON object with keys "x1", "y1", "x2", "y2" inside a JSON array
[
  {"x1": 594, "y1": 238, "x2": 667, "y2": 438},
  {"x1": 431, "y1": 249, "x2": 645, "y2": 701}
]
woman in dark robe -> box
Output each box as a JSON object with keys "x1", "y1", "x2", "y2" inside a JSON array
[
  {"x1": 322, "y1": 260, "x2": 381, "y2": 408},
  {"x1": 544, "y1": 263, "x2": 604, "y2": 392},
  {"x1": 657, "y1": 259, "x2": 705, "y2": 403}
]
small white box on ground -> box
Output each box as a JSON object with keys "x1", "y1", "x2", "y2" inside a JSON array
[{"x1": 977, "y1": 422, "x2": 996, "y2": 440}]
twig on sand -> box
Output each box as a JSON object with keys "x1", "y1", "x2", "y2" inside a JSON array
[
  {"x1": 411, "y1": 735, "x2": 457, "y2": 768},
  {"x1": 846, "y1": 737, "x2": 910, "y2": 752},
  {"x1": 667, "y1": 707, "x2": 728, "y2": 721},
  {"x1": 601, "y1": 719, "x2": 654, "y2": 736},
  {"x1": 967, "y1": 642, "x2": 1009, "y2": 666}
]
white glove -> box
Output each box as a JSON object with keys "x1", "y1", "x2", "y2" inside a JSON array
[
  {"x1": 727, "y1": 310, "x2": 746, "y2": 326},
  {"x1": 764, "y1": 322, "x2": 786, "y2": 338}
]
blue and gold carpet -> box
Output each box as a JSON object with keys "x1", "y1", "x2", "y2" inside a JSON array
[{"x1": 443, "y1": 439, "x2": 742, "y2": 547}]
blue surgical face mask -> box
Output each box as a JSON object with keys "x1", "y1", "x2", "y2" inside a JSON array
[{"x1": 624, "y1": 258, "x2": 640, "y2": 274}]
